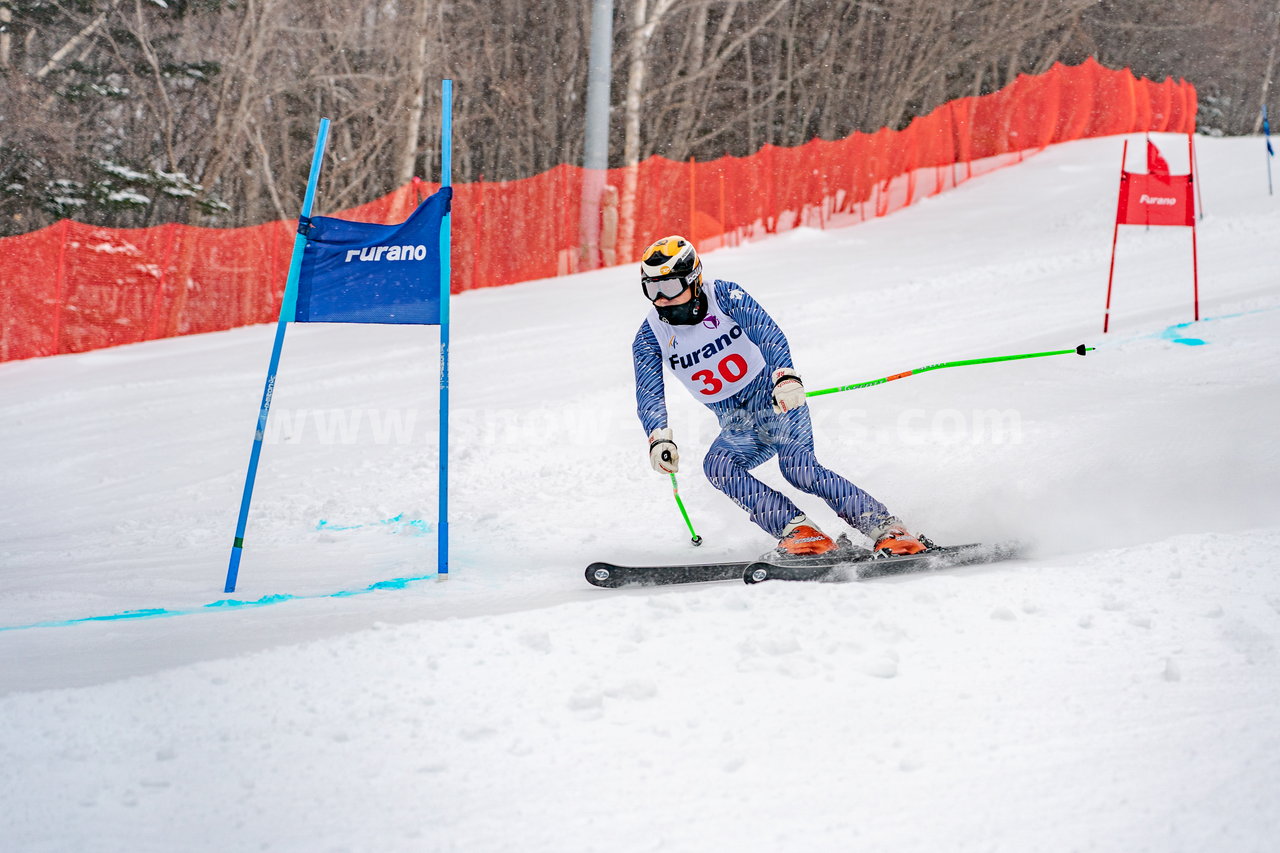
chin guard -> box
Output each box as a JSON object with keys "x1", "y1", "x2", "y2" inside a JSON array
[{"x1": 656, "y1": 287, "x2": 708, "y2": 325}]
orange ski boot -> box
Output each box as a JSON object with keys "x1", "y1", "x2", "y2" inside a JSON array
[
  {"x1": 871, "y1": 520, "x2": 929, "y2": 556},
  {"x1": 777, "y1": 515, "x2": 837, "y2": 556}
]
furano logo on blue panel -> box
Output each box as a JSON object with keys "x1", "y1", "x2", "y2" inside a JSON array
[{"x1": 344, "y1": 245, "x2": 430, "y2": 263}]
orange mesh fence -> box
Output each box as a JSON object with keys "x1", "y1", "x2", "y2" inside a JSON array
[{"x1": 0, "y1": 58, "x2": 1195, "y2": 362}]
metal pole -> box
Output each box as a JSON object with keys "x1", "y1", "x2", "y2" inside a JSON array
[{"x1": 580, "y1": 0, "x2": 614, "y2": 269}]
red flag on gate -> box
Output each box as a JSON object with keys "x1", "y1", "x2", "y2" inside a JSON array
[{"x1": 1146, "y1": 138, "x2": 1170, "y2": 176}]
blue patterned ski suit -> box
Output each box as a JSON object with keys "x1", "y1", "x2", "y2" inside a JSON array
[{"x1": 633, "y1": 279, "x2": 892, "y2": 538}]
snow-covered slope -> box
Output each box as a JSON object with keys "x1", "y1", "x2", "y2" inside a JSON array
[{"x1": 2, "y1": 134, "x2": 1278, "y2": 852}]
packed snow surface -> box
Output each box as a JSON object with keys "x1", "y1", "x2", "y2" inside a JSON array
[{"x1": 2, "y1": 135, "x2": 1278, "y2": 852}]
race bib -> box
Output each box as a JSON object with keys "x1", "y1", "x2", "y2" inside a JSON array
[{"x1": 646, "y1": 283, "x2": 766, "y2": 403}]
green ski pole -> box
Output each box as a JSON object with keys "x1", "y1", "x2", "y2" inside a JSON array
[
  {"x1": 669, "y1": 473, "x2": 703, "y2": 546},
  {"x1": 806, "y1": 344, "x2": 1094, "y2": 397},
  {"x1": 667, "y1": 344, "x2": 1093, "y2": 546}
]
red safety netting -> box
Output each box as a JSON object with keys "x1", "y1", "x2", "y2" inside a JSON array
[{"x1": 0, "y1": 58, "x2": 1196, "y2": 362}]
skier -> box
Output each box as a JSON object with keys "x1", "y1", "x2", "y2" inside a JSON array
[{"x1": 632, "y1": 235, "x2": 926, "y2": 557}]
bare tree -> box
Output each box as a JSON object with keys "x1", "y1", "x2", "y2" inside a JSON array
[
  {"x1": 1, "y1": 0, "x2": 1277, "y2": 239},
  {"x1": 618, "y1": 0, "x2": 682, "y2": 253}
]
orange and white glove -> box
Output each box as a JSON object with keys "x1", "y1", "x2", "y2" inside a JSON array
[
  {"x1": 771, "y1": 368, "x2": 807, "y2": 413},
  {"x1": 648, "y1": 427, "x2": 679, "y2": 474}
]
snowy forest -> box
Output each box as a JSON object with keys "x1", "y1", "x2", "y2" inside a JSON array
[{"x1": 1, "y1": 0, "x2": 1278, "y2": 235}]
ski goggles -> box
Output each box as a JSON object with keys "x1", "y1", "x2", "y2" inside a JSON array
[{"x1": 641, "y1": 264, "x2": 702, "y2": 302}]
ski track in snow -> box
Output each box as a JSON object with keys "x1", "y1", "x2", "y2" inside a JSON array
[{"x1": 1, "y1": 135, "x2": 1279, "y2": 852}]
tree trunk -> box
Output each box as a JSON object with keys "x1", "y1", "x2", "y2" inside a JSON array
[
  {"x1": 35, "y1": 2, "x2": 118, "y2": 80},
  {"x1": 620, "y1": 0, "x2": 679, "y2": 259},
  {"x1": 1255, "y1": 0, "x2": 1280, "y2": 132},
  {"x1": 619, "y1": 0, "x2": 650, "y2": 259},
  {"x1": 398, "y1": 0, "x2": 433, "y2": 186},
  {"x1": 0, "y1": 6, "x2": 12, "y2": 69}
]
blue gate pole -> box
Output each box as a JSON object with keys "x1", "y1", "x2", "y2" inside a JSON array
[
  {"x1": 438, "y1": 80, "x2": 453, "y2": 577},
  {"x1": 224, "y1": 118, "x2": 331, "y2": 593},
  {"x1": 1265, "y1": 106, "x2": 1274, "y2": 196}
]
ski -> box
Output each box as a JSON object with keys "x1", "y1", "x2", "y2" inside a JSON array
[
  {"x1": 585, "y1": 560, "x2": 749, "y2": 589},
  {"x1": 586, "y1": 542, "x2": 1021, "y2": 589},
  {"x1": 743, "y1": 541, "x2": 1021, "y2": 584}
]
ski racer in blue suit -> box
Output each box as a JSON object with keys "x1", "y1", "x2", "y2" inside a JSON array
[{"x1": 632, "y1": 235, "x2": 925, "y2": 557}]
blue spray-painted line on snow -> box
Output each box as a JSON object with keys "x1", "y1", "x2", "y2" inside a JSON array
[
  {"x1": 316, "y1": 513, "x2": 432, "y2": 537},
  {"x1": 1161, "y1": 321, "x2": 1207, "y2": 346},
  {"x1": 0, "y1": 517, "x2": 440, "y2": 633},
  {"x1": 1102, "y1": 304, "x2": 1280, "y2": 348},
  {"x1": 0, "y1": 572, "x2": 440, "y2": 633}
]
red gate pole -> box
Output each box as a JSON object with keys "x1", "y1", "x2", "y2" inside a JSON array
[
  {"x1": 1190, "y1": 218, "x2": 1201, "y2": 322},
  {"x1": 1188, "y1": 133, "x2": 1200, "y2": 321},
  {"x1": 1102, "y1": 139, "x2": 1128, "y2": 334},
  {"x1": 1190, "y1": 132, "x2": 1205, "y2": 220}
]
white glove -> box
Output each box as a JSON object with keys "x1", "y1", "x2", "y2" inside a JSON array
[
  {"x1": 648, "y1": 427, "x2": 679, "y2": 474},
  {"x1": 771, "y1": 368, "x2": 807, "y2": 413}
]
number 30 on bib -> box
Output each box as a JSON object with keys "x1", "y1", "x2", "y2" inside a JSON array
[{"x1": 691, "y1": 353, "x2": 750, "y2": 395}]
